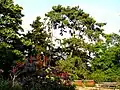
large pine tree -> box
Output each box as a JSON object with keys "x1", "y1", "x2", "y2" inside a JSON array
[{"x1": 45, "y1": 5, "x2": 106, "y2": 79}]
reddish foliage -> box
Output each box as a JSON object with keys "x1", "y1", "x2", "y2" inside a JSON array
[
  {"x1": 44, "y1": 56, "x2": 48, "y2": 64},
  {"x1": 11, "y1": 67, "x2": 17, "y2": 73},
  {"x1": 30, "y1": 55, "x2": 33, "y2": 63}
]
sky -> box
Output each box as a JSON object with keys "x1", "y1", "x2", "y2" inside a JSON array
[{"x1": 14, "y1": 0, "x2": 120, "y2": 39}]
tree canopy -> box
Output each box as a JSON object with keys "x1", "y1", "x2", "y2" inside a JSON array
[
  {"x1": 0, "y1": 1, "x2": 120, "y2": 84},
  {"x1": 0, "y1": 0, "x2": 32, "y2": 77}
]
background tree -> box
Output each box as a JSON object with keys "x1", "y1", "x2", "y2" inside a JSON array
[
  {"x1": 56, "y1": 56, "x2": 89, "y2": 79},
  {"x1": 91, "y1": 33, "x2": 120, "y2": 82},
  {"x1": 0, "y1": 0, "x2": 32, "y2": 77},
  {"x1": 45, "y1": 5, "x2": 106, "y2": 79},
  {"x1": 25, "y1": 16, "x2": 52, "y2": 54}
]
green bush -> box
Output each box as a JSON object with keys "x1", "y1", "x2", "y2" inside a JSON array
[
  {"x1": 90, "y1": 70, "x2": 105, "y2": 83},
  {"x1": 0, "y1": 78, "x2": 22, "y2": 90},
  {"x1": 0, "y1": 78, "x2": 10, "y2": 90},
  {"x1": 10, "y1": 82, "x2": 22, "y2": 90}
]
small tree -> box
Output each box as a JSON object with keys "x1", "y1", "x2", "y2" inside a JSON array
[{"x1": 56, "y1": 56, "x2": 89, "y2": 80}]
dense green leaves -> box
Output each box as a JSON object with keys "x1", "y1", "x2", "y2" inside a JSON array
[
  {"x1": 56, "y1": 56, "x2": 89, "y2": 79},
  {"x1": 44, "y1": 5, "x2": 120, "y2": 82},
  {"x1": 0, "y1": 0, "x2": 32, "y2": 76},
  {"x1": 0, "y1": 0, "x2": 120, "y2": 83},
  {"x1": 26, "y1": 16, "x2": 51, "y2": 53},
  {"x1": 44, "y1": 5, "x2": 106, "y2": 80},
  {"x1": 91, "y1": 34, "x2": 120, "y2": 82},
  {"x1": 45, "y1": 5, "x2": 105, "y2": 41}
]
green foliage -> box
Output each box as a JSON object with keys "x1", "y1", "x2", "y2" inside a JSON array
[
  {"x1": 91, "y1": 33, "x2": 120, "y2": 82},
  {"x1": 105, "y1": 33, "x2": 120, "y2": 46},
  {"x1": 10, "y1": 82, "x2": 22, "y2": 90},
  {"x1": 0, "y1": 0, "x2": 33, "y2": 76},
  {"x1": 26, "y1": 16, "x2": 52, "y2": 53},
  {"x1": 43, "y1": 6, "x2": 105, "y2": 82},
  {"x1": 0, "y1": 78, "x2": 22, "y2": 90},
  {"x1": 44, "y1": 5, "x2": 106, "y2": 82},
  {"x1": 90, "y1": 70, "x2": 105, "y2": 83},
  {"x1": 45, "y1": 5, "x2": 105, "y2": 41},
  {"x1": 1, "y1": 0, "x2": 120, "y2": 85},
  {"x1": 56, "y1": 56, "x2": 89, "y2": 80},
  {"x1": 0, "y1": 78, "x2": 10, "y2": 90}
]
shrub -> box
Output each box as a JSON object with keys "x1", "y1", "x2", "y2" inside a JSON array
[
  {"x1": 10, "y1": 82, "x2": 22, "y2": 90},
  {"x1": 0, "y1": 78, "x2": 10, "y2": 90},
  {"x1": 0, "y1": 78, "x2": 22, "y2": 90},
  {"x1": 18, "y1": 66, "x2": 75, "y2": 90}
]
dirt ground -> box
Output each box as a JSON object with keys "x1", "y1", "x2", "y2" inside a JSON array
[{"x1": 76, "y1": 86, "x2": 119, "y2": 90}]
